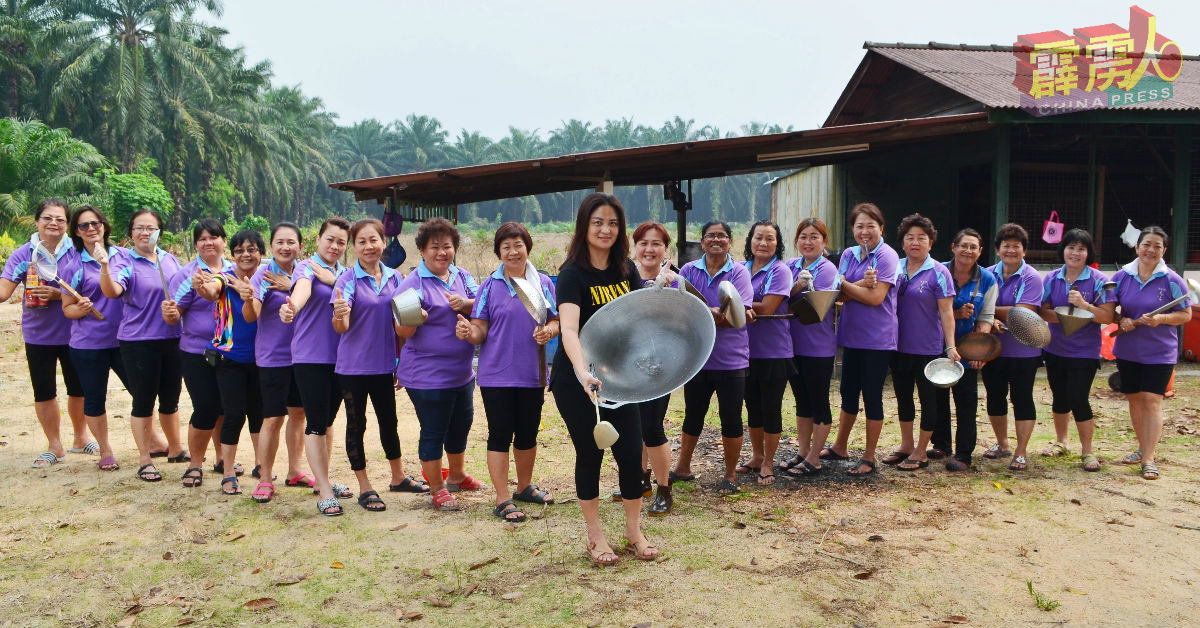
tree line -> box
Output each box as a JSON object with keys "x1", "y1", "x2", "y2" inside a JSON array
[{"x1": 2, "y1": 0, "x2": 792, "y2": 235}]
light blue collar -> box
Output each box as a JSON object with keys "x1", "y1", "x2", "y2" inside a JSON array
[
  {"x1": 416, "y1": 259, "x2": 460, "y2": 288},
  {"x1": 130, "y1": 247, "x2": 168, "y2": 265},
  {"x1": 1056, "y1": 264, "x2": 1093, "y2": 284},
  {"x1": 900, "y1": 255, "x2": 937, "y2": 280},
  {"x1": 267, "y1": 259, "x2": 294, "y2": 277},
  {"x1": 353, "y1": 260, "x2": 396, "y2": 286},
  {"x1": 742, "y1": 258, "x2": 780, "y2": 277},
  {"x1": 854, "y1": 238, "x2": 885, "y2": 263},
  {"x1": 701, "y1": 254, "x2": 735, "y2": 281},
  {"x1": 81, "y1": 246, "x2": 119, "y2": 264},
  {"x1": 310, "y1": 255, "x2": 342, "y2": 273},
  {"x1": 994, "y1": 259, "x2": 1028, "y2": 283}
]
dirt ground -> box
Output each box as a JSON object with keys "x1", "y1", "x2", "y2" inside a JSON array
[{"x1": 2, "y1": 295, "x2": 1200, "y2": 627}]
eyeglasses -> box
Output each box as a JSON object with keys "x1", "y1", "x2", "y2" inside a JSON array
[
  {"x1": 131, "y1": 225, "x2": 158, "y2": 233},
  {"x1": 702, "y1": 233, "x2": 730, "y2": 241},
  {"x1": 39, "y1": 216, "x2": 67, "y2": 225},
  {"x1": 77, "y1": 221, "x2": 104, "y2": 231},
  {"x1": 232, "y1": 247, "x2": 259, "y2": 255}
]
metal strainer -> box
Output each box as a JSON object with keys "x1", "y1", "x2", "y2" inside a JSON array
[{"x1": 1004, "y1": 306, "x2": 1051, "y2": 348}]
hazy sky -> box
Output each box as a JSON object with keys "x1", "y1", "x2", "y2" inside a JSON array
[{"x1": 207, "y1": 1, "x2": 1199, "y2": 139}]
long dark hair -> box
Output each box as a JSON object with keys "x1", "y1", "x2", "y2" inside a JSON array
[
  {"x1": 743, "y1": 220, "x2": 784, "y2": 262},
  {"x1": 68, "y1": 205, "x2": 111, "y2": 253},
  {"x1": 565, "y1": 193, "x2": 629, "y2": 271}
]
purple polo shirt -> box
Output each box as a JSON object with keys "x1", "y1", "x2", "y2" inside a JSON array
[
  {"x1": 786, "y1": 255, "x2": 838, "y2": 358},
  {"x1": 61, "y1": 246, "x2": 128, "y2": 350},
  {"x1": 1112, "y1": 260, "x2": 1190, "y2": 365},
  {"x1": 171, "y1": 257, "x2": 234, "y2": 355},
  {"x1": 744, "y1": 258, "x2": 792, "y2": 360},
  {"x1": 2, "y1": 240, "x2": 73, "y2": 345},
  {"x1": 679, "y1": 255, "x2": 752, "y2": 371},
  {"x1": 896, "y1": 256, "x2": 956, "y2": 356},
  {"x1": 989, "y1": 260, "x2": 1044, "y2": 359},
  {"x1": 836, "y1": 240, "x2": 900, "y2": 351},
  {"x1": 395, "y1": 260, "x2": 479, "y2": 389},
  {"x1": 333, "y1": 261, "x2": 403, "y2": 376},
  {"x1": 290, "y1": 256, "x2": 344, "y2": 365},
  {"x1": 472, "y1": 266, "x2": 558, "y2": 388},
  {"x1": 252, "y1": 260, "x2": 296, "y2": 368},
  {"x1": 1042, "y1": 266, "x2": 1113, "y2": 359},
  {"x1": 113, "y1": 247, "x2": 183, "y2": 342}
]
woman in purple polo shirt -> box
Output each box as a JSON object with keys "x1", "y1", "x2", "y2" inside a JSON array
[
  {"x1": 457, "y1": 221, "x2": 559, "y2": 523},
  {"x1": 736, "y1": 220, "x2": 795, "y2": 485},
  {"x1": 888, "y1": 214, "x2": 959, "y2": 472},
  {"x1": 243, "y1": 222, "x2": 311, "y2": 500},
  {"x1": 1038, "y1": 228, "x2": 1115, "y2": 472},
  {"x1": 58, "y1": 205, "x2": 128, "y2": 471},
  {"x1": 333, "y1": 218, "x2": 424, "y2": 513},
  {"x1": 97, "y1": 209, "x2": 186, "y2": 481},
  {"x1": 782, "y1": 218, "x2": 838, "y2": 477},
  {"x1": 673, "y1": 220, "x2": 755, "y2": 495},
  {"x1": 279, "y1": 217, "x2": 358, "y2": 516},
  {"x1": 397, "y1": 217, "x2": 481, "y2": 512},
  {"x1": 1111, "y1": 226, "x2": 1191, "y2": 480},
  {"x1": 164, "y1": 219, "x2": 233, "y2": 487},
  {"x1": 0, "y1": 198, "x2": 90, "y2": 468},
  {"x1": 823, "y1": 203, "x2": 899, "y2": 476},
  {"x1": 982, "y1": 223, "x2": 1044, "y2": 471}
]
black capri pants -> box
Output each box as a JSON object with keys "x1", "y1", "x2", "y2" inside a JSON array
[
  {"x1": 790, "y1": 355, "x2": 834, "y2": 425},
  {"x1": 683, "y1": 368, "x2": 747, "y2": 439},
  {"x1": 69, "y1": 347, "x2": 128, "y2": 416},
  {"x1": 933, "y1": 366, "x2": 979, "y2": 463},
  {"x1": 26, "y1": 343, "x2": 83, "y2": 402},
  {"x1": 259, "y1": 365, "x2": 303, "y2": 418},
  {"x1": 181, "y1": 351, "x2": 222, "y2": 430},
  {"x1": 891, "y1": 352, "x2": 941, "y2": 432},
  {"x1": 295, "y1": 363, "x2": 342, "y2": 436},
  {"x1": 118, "y1": 339, "x2": 182, "y2": 417},
  {"x1": 551, "y1": 374, "x2": 644, "y2": 501},
  {"x1": 480, "y1": 386, "x2": 544, "y2": 452},
  {"x1": 1043, "y1": 352, "x2": 1099, "y2": 422},
  {"x1": 637, "y1": 394, "x2": 670, "y2": 448},
  {"x1": 216, "y1": 358, "x2": 263, "y2": 446},
  {"x1": 982, "y1": 356, "x2": 1041, "y2": 421},
  {"x1": 339, "y1": 373, "x2": 402, "y2": 471},
  {"x1": 840, "y1": 347, "x2": 893, "y2": 421},
  {"x1": 745, "y1": 358, "x2": 794, "y2": 434}
]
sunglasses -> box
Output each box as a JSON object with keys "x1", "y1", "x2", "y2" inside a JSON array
[{"x1": 77, "y1": 221, "x2": 104, "y2": 231}]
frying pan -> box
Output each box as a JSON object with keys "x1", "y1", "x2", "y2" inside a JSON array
[
  {"x1": 34, "y1": 244, "x2": 103, "y2": 320},
  {"x1": 957, "y1": 331, "x2": 1001, "y2": 362}
]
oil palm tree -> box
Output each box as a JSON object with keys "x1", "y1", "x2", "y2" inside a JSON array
[{"x1": 0, "y1": 117, "x2": 106, "y2": 226}]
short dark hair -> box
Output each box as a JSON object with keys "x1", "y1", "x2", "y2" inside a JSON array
[
  {"x1": 743, "y1": 220, "x2": 785, "y2": 261},
  {"x1": 127, "y1": 209, "x2": 163, "y2": 236},
  {"x1": 1059, "y1": 228, "x2": 1095, "y2": 266},
  {"x1": 35, "y1": 198, "x2": 69, "y2": 222},
  {"x1": 793, "y1": 217, "x2": 829, "y2": 244},
  {"x1": 230, "y1": 229, "x2": 265, "y2": 254},
  {"x1": 632, "y1": 221, "x2": 671, "y2": 247},
  {"x1": 493, "y1": 221, "x2": 533, "y2": 258},
  {"x1": 192, "y1": 218, "x2": 225, "y2": 244},
  {"x1": 849, "y1": 203, "x2": 885, "y2": 229},
  {"x1": 415, "y1": 217, "x2": 460, "y2": 250},
  {"x1": 349, "y1": 218, "x2": 385, "y2": 243},
  {"x1": 994, "y1": 222, "x2": 1029, "y2": 250},
  {"x1": 319, "y1": 217, "x2": 351, "y2": 237},
  {"x1": 1137, "y1": 225, "x2": 1169, "y2": 248},
  {"x1": 897, "y1": 213, "x2": 937, "y2": 244},
  {"x1": 951, "y1": 227, "x2": 982, "y2": 247},
  {"x1": 566, "y1": 193, "x2": 630, "y2": 272},
  {"x1": 270, "y1": 221, "x2": 302, "y2": 244},
  {"x1": 68, "y1": 205, "x2": 111, "y2": 253},
  {"x1": 700, "y1": 220, "x2": 732, "y2": 240}
]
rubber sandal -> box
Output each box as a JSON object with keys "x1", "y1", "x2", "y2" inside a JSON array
[
  {"x1": 1081, "y1": 453, "x2": 1101, "y2": 472},
  {"x1": 285, "y1": 472, "x2": 315, "y2": 488},
  {"x1": 734, "y1": 462, "x2": 761, "y2": 474},
  {"x1": 945, "y1": 459, "x2": 970, "y2": 472},
  {"x1": 717, "y1": 479, "x2": 739, "y2": 495},
  {"x1": 98, "y1": 455, "x2": 120, "y2": 471},
  {"x1": 780, "y1": 454, "x2": 804, "y2": 471},
  {"x1": 317, "y1": 497, "x2": 343, "y2": 516},
  {"x1": 897, "y1": 458, "x2": 929, "y2": 471},
  {"x1": 181, "y1": 467, "x2": 203, "y2": 487},
  {"x1": 881, "y1": 450, "x2": 910, "y2": 465},
  {"x1": 70, "y1": 441, "x2": 100, "y2": 455},
  {"x1": 430, "y1": 488, "x2": 459, "y2": 511},
  {"x1": 818, "y1": 446, "x2": 850, "y2": 461},
  {"x1": 251, "y1": 464, "x2": 262, "y2": 479},
  {"x1": 137, "y1": 463, "x2": 163, "y2": 482},
  {"x1": 149, "y1": 450, "x2": 168, "y2": 458},
  {"x1": 166, "y1": 451, "x2": 190, "y2": 463},
  {"x1": 1117, "y1": 450, "x2": 1143, "y2": 465},
  {"x1": 757, "y1": 473, "x2": 776, "y2": 485},
  {"x1": 623, "y1": 535, "x2": 658, "y2": 561},
  {"x1": 784, "y1": 459, "x2": 822, "y2": 477},
  {"x1": 982, "y1": 444, "x2": 1012, "y2": 459},
  {"x1": 1041, "y1": 441, "x2": 1069, "y2": 457},
  {"x1": 847, "y1": 458, "x2": 877, "y2": 476},
  {"x1": 252, "y1": 481, "x2": 275, "y2": 503},
  {"x1": 446, "y1": 475, "x2": 486, "y2": 492},
  {"x1": 357, "y1": 490, "x2": 386, "y2": 512},
  {"x1": 1141, "y1": 462, "x2": 1160, "y2": 480},
  {"x1": 513, "y1": 484, "x2": 554, "y2": 504},
  {"x1": 314, "y1": 483, "x2": 354, "y2": 499},
  {"x1": 220, "y1": 476, "x2": 241, "y2": 495},
  {"x1": 585, "y1": 540, "x2": 619, "y2": 567},
  {"x1": 389, "y1": 475, "x2": 430, "y2": 493},
  {"x1": 31, "y1": 451, "x2": 61, "y2": 468},
  {"x1": 212, "y1": 461, "x2": 245, "y2": 476},
  {"x1": 492, "y1": 499, "x2": 526, "y2": 522},
  {"x1": 1008, "y1": 455, "x2": 1029, "y2": 471},
  {"x1": 668, "y1": 471, "x2": 697, "y2": 483}
]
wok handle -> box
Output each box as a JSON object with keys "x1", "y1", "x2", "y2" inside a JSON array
[
  {"x1": 61, "y1": 282, "x2": 105, "y2": 320},
  {"x1": 597, "y1": 398, "x2": 625, "y2": 409},
  {"x1": 755, "y1": 314, "x2": 795, "y2": 319}
]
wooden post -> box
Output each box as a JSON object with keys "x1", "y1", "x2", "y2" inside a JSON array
[
  {"x1": 1172, "y1": 128, "x2": 1192, "y2": 268},
  {"x1": 1087, "y1": 133, "x2": 1097, "y2": 235},
  {"x1": 991, "y1": 127, "x2": 1011, "y2": 250},
  {"x1": 595, "y1": 180, "x2": 614, "y2": 194}
]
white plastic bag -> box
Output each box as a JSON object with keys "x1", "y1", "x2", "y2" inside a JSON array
[{"x1": 1120, "y1": 219, "x2": 1140, "y2": 249}]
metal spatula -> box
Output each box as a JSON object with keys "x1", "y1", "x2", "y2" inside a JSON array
[{"x1": 34, "y1": 244, "x2": 103, "y2": 320}]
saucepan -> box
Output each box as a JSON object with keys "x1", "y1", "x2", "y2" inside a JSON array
[{"x1": 390, "y1": 288, "x2": 425, "y2": 326}]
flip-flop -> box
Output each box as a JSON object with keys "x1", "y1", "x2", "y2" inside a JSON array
[
  {"x1": 897, "y1": 458, "x2": 929, "y2": 471},
  {"x1": 1041, "y1": 442, "x2": 1069, "y2": 457},
  {"x1": 166, "y1": 451, "x2": 190, "y2": 463},
  {"x1": 389, "y1": 475, "x2": 430, "y2": 493},
  {"x1": 982, "y1": 444, "x2": 1012, "y2": 459},
  {"x1": 97, "y1": 455, "x2": 119, "y2": 471},
  {"x1": 182, "y1": 467, "x2": 203, "y2": 487},
  {"x1": 137, "y1": 463, "x2": 163, "y2": 482},
  {"x1": 784, "y1": 459, "x2": 823, "y2": 477},
  {"x1": 1116, "y1": 450, "x2": 1143, "y2": 465},
  {"x1": 149, "y1": 450, "x2": 169, "y2": 458},
  {"x1": 668, "y1": 471, "x2": 697, "y2": 483},
  {"x1": 779, "y1": 454, "x2": 805, "y2": 471},
  {"x1": 1008, "y1": 455, "x2": 1029, "y2": 471},
  {"x1": 313, "y1": 483, "x2": 354, "y2": 499},
  {"x1": 756, "y1": 473, "x2": 776, "y2": 485},
  {"x1": 847, "y1": 458, "x2": 877, "y2": 476},
  {"x1": 734, "y1": 462, "x2": 761, "y2": 474},
  {"x1": 881, "y1": 450, "x2": 910, "y2": 465},
  {"x1": 357, "y1": 490, "x2": 386, "y2": 512},
  {"x1": 220, "y1": 477, "x2": 241, "y2": 495},
  {"x1": 716, "y1": 479, "x2": 739, "y2": 495},
  {"x1": 70, "y1": 442, "x2": 100, "y2": 455},
  {"x1": 285, "y1": 472, "x2": 316, "y2": 488},
  {"x1": 818, "y1": 446, "x2": 850, "y2": 461},
  {"x1": 31, "y1": 451, "x2": 62, "y2": 469},
  {"x1": 317, "y1": 497, "x2": 343, "y2": 516}
]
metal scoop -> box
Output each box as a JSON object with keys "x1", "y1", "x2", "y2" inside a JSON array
[
  {"x1": 34, "y1": 244, "x2": 103, "y2": 320},
  {"x1": 148, "y1": 230, "x2": 171, "y2": 301},
  {"x1": 1055, "y1": 280, "x2": 1117, "y2": 337},
  {"x1": 717, "y1": 280, "x2": 747, "y2": 328},
  {"x1": 589, "y1": 365, "x2": 619, "y2": 449},
  {"x1": 511, "y1": 275, "x2": 548, "y2": 387}
]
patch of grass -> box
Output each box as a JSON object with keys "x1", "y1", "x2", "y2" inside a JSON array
[{"x1": 1027, "y1": 580, "x2": 1061, "y2": 611}]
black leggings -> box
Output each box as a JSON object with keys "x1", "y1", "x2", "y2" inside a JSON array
[
  {"x1": 683, "y1": 369, "x2": 746, "y2": 439},
  {"x1": 26, "y1": 343, "x2": 83, "y2": 402},
  {"x1": 637, "y1": 394, "x2": 670, "y2": 447},
  {"x1": 550, "y1": 374, "x2": 643, "y2": 501},
  {"x1": 745, "y1": 372, "x2": 787, "y2": 435},
  {"x1": 69, "y1": 347, "x2": 128, "y2": 416},
  {"x1": 840, "y1": 347, "x2": 893, "y2": 421},
  {"x1": 891, "y1": 352, "x2": 940, "y2": 432},
  {"x1": 1043, "y1": 353, "x2": 1099, "y2": 422},
  {"x1": 118, "y1": 339, "x2": 182, "y2": 417},
  {"x1": 181, "y1": 351, "x2": 222, "y2": 430},
  {"x1": 295, "y1": 363, "x2": 343, "y2": 436},
  {"x1": 339, "y1": 373, "x2": 402, "y2": 471},
  {"x1": 480, "y1": 386, "x2": 544, "y2": 452},
  {"x1": 982, "y1": 356, "x2": 1041, "y2": 421},
  {"x1": 215, "y1": 359, "x2": 263, "y2": 446},
  {"x1": 790, "y1": 355, "x2": 834, "y2": 425},
  {"x1": 933, "y1": 367, "x2": 979, "y2": 462}
]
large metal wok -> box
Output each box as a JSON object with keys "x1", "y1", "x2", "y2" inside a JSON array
[{"x1": 580, "y1": 278, "x2": 716, "y2": 408}]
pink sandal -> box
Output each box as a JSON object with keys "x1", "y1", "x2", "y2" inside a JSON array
[
  {"x1": 446, "y1": 475, "x2": 486, "y2": 492},
  {"x1": 252, "y1": 481, "x2": 275, "y2": 503},
  {"x1": 430, "y1": 488, "x2": 459, "y2": 511},
  {"x1": 285, "y1": 472, "x2": 315, "y2": 488}
]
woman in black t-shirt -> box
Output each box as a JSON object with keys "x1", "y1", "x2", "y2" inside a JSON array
[{"x1": 552, "y1": 192, "x2": 667, "y2": 566}]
